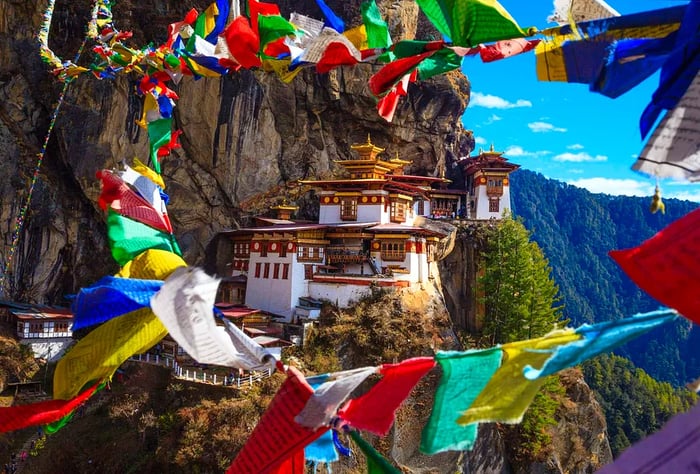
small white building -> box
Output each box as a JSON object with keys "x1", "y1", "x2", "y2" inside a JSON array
[
  {"x1": 460, "y1": 145, "x2": 520, "y2": 220},
  {"x1": 4, "y1": 305, "x2": 74, "y2": 361}
]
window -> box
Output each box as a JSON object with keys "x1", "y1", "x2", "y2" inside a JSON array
[
  {"x1": 340, "y1": 198, "x2": 358, "y2": 221},
  {"x1": 298, "y1": 246, "x2": 323, "y2": 262},
  {"x1": 279, "y1": 243, "x2": 287, "y2": 257},
  {"x1": 417, "y1": 200, "x2": 425, "y2": 215},
  {"x1": 236, "y1": 287, "x2": 246, "y2": 304},
  {"x1": 254, "y1": 262, "x2": 262, "y2": 278},
  {"x1": 390, "y1": 200, "x2": 406, "y2": 223},
  {"x1": 304, "y1": 264, "x2": 314, "y2": 280},
  {"x1": 381, "y1": 241, "x2": 406, "y2": 261},
  {"x1": 263, "y1": 262, "x2": 270, "y2": 279},
  {"x1": 489, "y1": 198, "x2": 500, "y2": 213},
  {"x1": 282, "y1": 263, "x2": 290, "y2": 279},
  {"x1": 233, "y1": 242, "x2": 250, "y2": 258},
  {"x1": 273, "y1": 263, "x2": 280, "y2": 279},
  {"x1": 260, "y1": 243, "x2": 267, "y2": 257}
]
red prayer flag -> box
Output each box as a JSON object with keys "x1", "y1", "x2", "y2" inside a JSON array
[
  {"x1": 339, "y1": 356, "x2": 436, "y2": 436},
  {"x1": 369, "y1": 50, "x2": 436, "y2": 97},
  {"x1": 478, "y1": 38, "x2": 540, "y2": 63},
  {"x1": 316, "y1": 43, "x2": 361, "y2": 73},
  {"x1": 0, "y1": 382, "x2": 100, "y2": 433},
  {"x1": 97, "y1": 170, "x2": 172, "y2": 233},
  {"x1": 376, "y1": 70, "x2": 417, "y2": 122},
  {"x1": 609, "y1": 207, "x2": 700, "y2": 324},
  {"x1": 224, "y1": 16, "x2": 262, "y2": 69},
  {"x1": 268, "y1": 449, "x2": 305, "y2": 474},
  {"x1": 248, "y1": 0, "x2": 281, "y2": 35},
  {"x1": 227, "y1": 366, "x2": 328, "y2": 474}
]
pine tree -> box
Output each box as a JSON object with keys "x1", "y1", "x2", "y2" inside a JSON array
[{"x1": 479, "y1": 213, "x2": 563, "y2": 344}]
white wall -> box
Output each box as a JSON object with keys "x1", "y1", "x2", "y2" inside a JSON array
[
  {"x1": 308, "y1": 281, "x2": 372, "y2": 307},
  {"x1": 245, "y1": 253, "x2": 295, "y2": 320},
  {"x1": 22, "y1": 338, "x2": 73, "y2": 361}
]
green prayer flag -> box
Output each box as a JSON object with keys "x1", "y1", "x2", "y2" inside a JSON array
[
  {"x1": 106, "y1": 209, "x2": 181, "y2": 266},
  {"x1": 392, "y1": 40, "x2": 440, "y2": 59},
  {"x1": 416, "y1": 48, "x2": 462, "y2": 80},
  {"x1": 361, "y1": 0, "x2": 392, "y2": 50},
  {"x1": 416, "y1": 0, "x2": 532, "y2": 47},
  {"x1": 349, "y1": 431, "x2": 401, "y2": 474},
  {"x1": 44, "y1": 412, "x2": 74, "y2": 434},
  {"x1": 257, "y1": 15, "x2": 297, "y2": 52},
  {"x1": 420, "y1": 347, "x2": 502, "y2": 454},
  {"x1": 147, "y1": 118, "x2": 172, "y2": 174}
]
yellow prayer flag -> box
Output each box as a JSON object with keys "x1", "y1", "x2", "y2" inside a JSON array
[
  {"x1": 343, "y1": 25, "x2": 368, "y2": 51},
  {"x1": 263, "y1": 59, "x2": 303, "y2": 83},
  {"x1": 116, "y1": 249, "x2": 186, "y2": 279},
  {"x1": 131, "y1": 157, "x2": 166, "y2": 189},
  {"x1": 457, "y1": 329, "x2": 580, "y2": 425}
]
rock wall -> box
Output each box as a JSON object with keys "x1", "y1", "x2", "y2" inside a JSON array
[{"x1": 0, "y1": 0, "x2": 472, "y2": 302}]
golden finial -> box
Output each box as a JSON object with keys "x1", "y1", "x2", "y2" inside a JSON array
[
  {"x1": 367, "y1": 133, "x2": 372, "y2": 145},
  {"x1": 650, "y1": 183, "x2": 665, "y2": 214},
  {"x1": 490, "y1": 143, "x2": 495, "y2": 152}
]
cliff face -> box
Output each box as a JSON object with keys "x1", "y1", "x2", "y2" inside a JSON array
[{"x1": 0, "y1": 0, "x2": 472, "y2": 302}]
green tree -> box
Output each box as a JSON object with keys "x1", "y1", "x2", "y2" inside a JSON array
[{"x1": 479, "y1": 213, "x2": 564, "y2": 344}]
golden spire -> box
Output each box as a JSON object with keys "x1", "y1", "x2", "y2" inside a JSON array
[{"x1": 490, "y1": 143, "x2": 495, "y2": 152}]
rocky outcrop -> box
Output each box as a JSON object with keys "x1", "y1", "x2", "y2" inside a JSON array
[{"x1": 0, "y1": 0, "x2": 472, "y2": 303}]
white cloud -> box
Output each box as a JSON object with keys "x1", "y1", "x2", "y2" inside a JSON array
[
  {"x1": 567, "y1": 178, "x2": 653, "y2": 196},
  {"x1": 474, "y1": 136, "x2": 487, "y2": 145},
  {"x1": 567, "y1": 144, "x2": 584, "y2": 150},
  {"x1": 666, "y1": 190, "x2": 700, "y2": 202},
  {"x1": 482, "y1": 114, "x2": 502, "y2": 125},
  {"x1": 528, "y1": 121, "x2": 567, "y2": 133},
  {"x1": 470, "y1": 92, "x2": 532, "y2": 109},
  {"x1": 503, "y1": 145, "x2": 551, "y2": 158},
  {"x1": 553, "y1": 152, "x2": 607, "y2": 162}
]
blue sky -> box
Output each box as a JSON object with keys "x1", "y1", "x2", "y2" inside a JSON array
[{"x1": 460, "y1": 0, "x2": 700, "y2": 201}]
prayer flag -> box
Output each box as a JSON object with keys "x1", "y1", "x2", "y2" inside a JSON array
[
  {"x1": 416, "y1": 48, "x2": 462, "y2": 80},
  {"x1": 548, "y1": 0, "x2": 619, "y2": 25},
  {"x1": 349, "y1": 430, "x2": 401, "y2": 474},
  {"x1": 609, "y1": 207, "x2": 700, "y2": 323},
  {"x1": 457, "y1": 329, "x2": 580, "y2": 425},
  {"x1": 479, "y1": 38, "x2": 540, "y2": 63},
  {"x1": 224, "y1": 16, "x2": 262, "y2": 69},
  {"x1": 116, "y1": 249, "x2": 186, "y2": 280},
  {"x1": 523, "y1": 309, "x2": 679, "y2": 380},
  {"x1": 340, "y1": 357, "x2": 435, "y2": 436},
  {"x1": 0, "y1": 381, "x2": 100, "y2": 433},
  {"x1": 248, "y1": 0, "x2": 281, "y2": 35},
  {"x1": 361, "y1": 0, "x2": 392, "y2": 49},
  {"x1": 151, "y1": 267, "x2": 275, "y2": 369},
  {"x1": 106, "y1": 209, "x2": 181, "y2": 267},
  {"x1": 415, "y1": 0, "x2": 532, "y2": 48},
  {"x1": 295, "y1": 367, "x2": 377, "y2": 430},
  {"x1": 369, "y1": 51, "x2": 436, "y2": 97},
  {"x1": 305, "y1": 377, "x2": 339, "y2": 468},
  {"x1": 315, "y1": 0, "x2": 345, "y2": 33},
  {"x1": 420, "y1": 348, "x2": 502, "y2": 454},
  {"x1": 97, "y1": 170, "x2": 171, "y2": 233},
  {"x1": 633, "y1": 70, "x2": 700, "y2": 181},
  {"x1": 227, "y1": 366, "x2": 328, "y2": 473},
  {"x1": 257, "y1": 15, "x2": 297, "y2": 53},
  {"x1": 53, "y1": 307, "x2": 168, "y2": 399},
  {"x1": 130, "y1": 157, "x2": 165, "y2": 189},
  {"x1": 72, "y1": 276, "x2": 163, "y2": 330},
  {"x1": 598, "y1": 403, "x2": 700, "y2": 474},
  {"x1": 147, "y1": 118, "x2": 173, "y2": 173}
]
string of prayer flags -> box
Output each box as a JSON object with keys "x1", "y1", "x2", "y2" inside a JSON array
[
  {"x1": 523, "y1": 309, "x2": 679, "y2": 380},
  {"x1": 349, "y1": 430, "x2": 401, "y2": 474},
  {"x1": 72, "y1": 276, "x2": 163, "y2": 330},
  {"x1": 633, "y1": 71, "x2": 700, "y2": 181},
  {"x1": 128, "y1": 157, "x2": 166, "y2": 189},
  {"x1": 227, "y1": 366, "x2": 328, "y2": 474},
  {"x1": 0, "y1": 381, "x2": 101, "y2": 433},
  {"x1": 339, "y1": 357, "x2": 436, "y2": 436},
  {"x1": 415, "y1": 0, "x2": 534, "y2": 48},
  {"x1": 106, "y1": 209, "x2": 181, "y2": 267},
  {"x1": 295, "y1": 367, "x2": 378, "y2": 430},
  {"x1": 224, "y1": 16, "x2": 262, "y2": 69},
  {"x1": 147, "y1": 118, "x2": 180, "y2": 173},
  {"x1": 609, "y1": 207, "x2": 700, "y2": 324},
  {"x1": 150, "y1": 267, "x2": 276, "y2": 370},
  {"x1": 420, "y1": 348, "x2": 502, "y2": 454},
  {"x1": 53, "y1": 250, "x2": 185, "y2": 399},
  {"x1": 457, "y1": 329, "x2": 580, "y2": 426}
]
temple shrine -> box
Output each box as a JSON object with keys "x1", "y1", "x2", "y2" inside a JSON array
[{"x1": 213, "y1": 137, "x2": 519, "y2": 322}]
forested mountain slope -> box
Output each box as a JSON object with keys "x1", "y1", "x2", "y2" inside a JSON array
[{"x1": 510, "y1": 169, "x2": 700, "y2": 386}]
